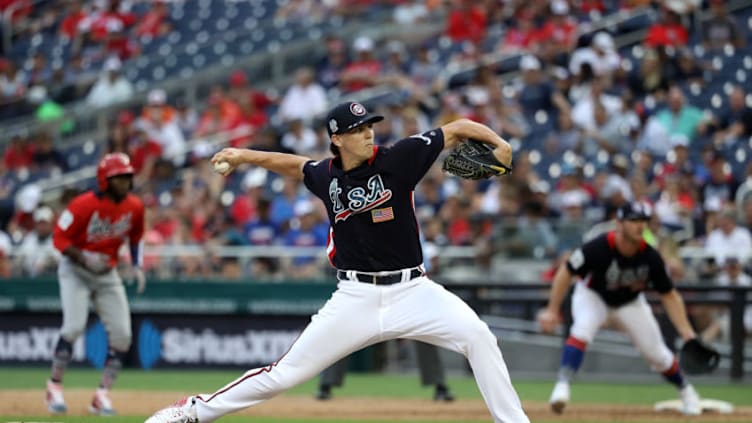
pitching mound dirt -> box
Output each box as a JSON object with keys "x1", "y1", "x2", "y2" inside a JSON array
[{"x1": 5, "y1": 389, "x2": 752, "y2": 421}]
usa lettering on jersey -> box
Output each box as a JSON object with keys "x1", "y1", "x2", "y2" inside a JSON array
[
  {"x1": 330, "y1": 175, "x2": 393, "y2": 222},
  {"x1": 86, "y1": 211, "x2": 133, "y2": 242},
  {"x1": 605, "y1": 260, "x2": 650, "y2": 291}
]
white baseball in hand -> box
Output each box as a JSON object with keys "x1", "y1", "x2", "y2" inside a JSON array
[{"x1": 213, "y1": 161, "x2": 230, "y2": 174}]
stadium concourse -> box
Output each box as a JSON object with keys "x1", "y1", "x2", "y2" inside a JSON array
[{"x1": 0, "y1": 1, "x2": 751, "y2": 311}]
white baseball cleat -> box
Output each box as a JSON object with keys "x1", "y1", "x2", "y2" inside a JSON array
[
  {"x1": 549, "y1": 381, "x2": 570, "y2": 414},
  {"x1": 679, "y1": 384, "x2": 702, "y2": 416},
  {"x1": 145, "y1": 396, "x2": 199, "y2": 423},
  {"x1": 45, "y1": 379, "x2": 67, "y2": 414},
  {"x1": 89, "y1": 387, "x2": 117, "y2": 416}
]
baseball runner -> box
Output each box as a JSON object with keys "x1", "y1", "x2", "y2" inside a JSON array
[
  {"x1": 537, "y1": 202, "x2": 703, "y2": 415},
  {"x1": 145, "y1": 101, "x2": 529, "y2": 423},
  {"x1": 45, "y1": 152, "x2": 145, "y2": 416},
  {"x1": 316, "y1": 340, "x2": 455, "y2": 401}
]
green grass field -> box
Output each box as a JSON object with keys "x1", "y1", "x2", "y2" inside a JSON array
[{"x1": 1, "y1": 368, "x2": 750, "y2": 423}]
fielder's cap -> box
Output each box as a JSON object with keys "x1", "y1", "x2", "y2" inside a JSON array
[
  {"x1": 617, "y1": 201, "x2": 652, "y2": 221},
  {"x1": 326, "y1": 101, "x2": 383, "y2": 136}
]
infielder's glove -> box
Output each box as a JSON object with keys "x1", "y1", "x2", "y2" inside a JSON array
[
  {"x1": 442, "y1": 139, "x2": 512, "y2": 180},
  {"x1": 680, "y1": 338, "x2": 720, "y2": 374}
]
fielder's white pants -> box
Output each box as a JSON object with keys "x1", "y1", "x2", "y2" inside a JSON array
[
  {"x1": 194, "y1": 277, "x2": 529, "y2": 423},
  {"x1": 570, "y1": 282, "x2": 674, "y2": 372}
]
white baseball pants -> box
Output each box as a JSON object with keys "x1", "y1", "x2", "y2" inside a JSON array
[
  {"x1": 570, "y1": 282, "x2": 674, "y2": 372},
  {"x1": 193, "y1": 277, "x2": 529, "y2": 423}
]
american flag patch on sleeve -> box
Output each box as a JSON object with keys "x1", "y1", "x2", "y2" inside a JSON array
[{"x1": 371, "y1": 207, "x2": 394, "y2": 223}]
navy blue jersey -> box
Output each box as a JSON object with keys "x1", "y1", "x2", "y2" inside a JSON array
[
  {"x1": 303, "y1": 129, "x2": 445, "y2": 271},
  {"x1": 566, "y1": 232, "x2": 674, "y2": 307}
]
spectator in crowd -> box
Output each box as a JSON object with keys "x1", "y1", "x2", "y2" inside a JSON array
[
  {"x1": 700, "y1": 151, "x2": 739, "y2": 207},
  {"x1": 444, "y1": 0, "x2": 487, "y2": 45},
  {"x1": 31, "y1": 132, "x2": 68, "y2": 173},
  {"x1": 14, "y1": 205, "x2": 60, "y2": 277},
  {"x1": 136, "y1": 89, "x2": 187, "y2": 167},
  {"x1": 701, "y1": 256, "x2": 752, "y2": 342},
  {"x1": 703, "y1": 0, "x2": 745, "y2": 51},
  {"x1": 2, "y1": 133, "x2": 34, "y2": 170},
  {"x1": 644, "y1": 7, "x2": 688, "y2": 48},
  {"x1": 134, "y1": 0, "x2": 171, "y2": 38},
  {"x1": 85, "y1": 57, "x2": 134, "y2": 108},
  {"x1": 0, "y1": 62, "x2": 27, "y2": 119},
  {"x1": 339, "y1": 35, "x2": 381, "y2": 93},
  {"x1": 316, "y1": 35, "x2": 350, "y2": 91},
  {"x1": 627, "y1": 48, "x2": 670, "y2": 100},
  {"x1": 710, "y1": 86, "x2": 752, "y2": 147},
  {"x1": 282, "y1": 200, "x2": 327, "y2": 279},
  {"x1": 498, "y1": 12, "x2": 535, "y2": 54},
  {"x1": 243, "y1": 195, "x2": 281, "y2": 278},
  {"x1": 280, "y1": 119, "x2": 320, "y2": 155},
  {"x1": 639, "y1": 86, "x2": 703, "y2": 157},
  {"x1": 703, "y1": 206, "x2": 752, "y2": 274},
  {"x1": 227, "y1": 70, "x2": 274, "y2": 111},
  {"x1": 515, "y1": 55, "x2": 570, "y2": 117},
  {"x1": 569, "y1": 32, "x2": 620, "y2": 79},
  {"x1": 531, "y1": 0, "x2": 578, "y2": 63},
  {"x1": 277, "y1": 67, "x2": 328, "y2": 124}
]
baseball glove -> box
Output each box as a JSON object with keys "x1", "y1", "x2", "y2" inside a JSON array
[
  {"x1": 442, "y1": 139, "x2": 512, "y2": 180},
  {"x1": 680, "y1": 338, "x2": 720, "y2": 374}
]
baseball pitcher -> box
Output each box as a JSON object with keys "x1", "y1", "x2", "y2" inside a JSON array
[
  {"x1": 145, "y1": 101, "x2": 527, "y2": 423},
  {"x1": 45, "y1": 152, "x2": 145, "y2": 416}
]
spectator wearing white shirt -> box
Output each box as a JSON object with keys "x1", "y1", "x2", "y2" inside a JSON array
[
  {"x1": 701, "y1": 256, "x2": 752, "y2": 342},
  {"x1": 85, "y1": 57, "x2": 134, "y2": 108},
  {"x1": 15, "y1": 206, "x2": 60, "y2": 277},
  {"x1": 704, "y1": 206, "x2": 752, "y2": 266},
  {"x1": 569, "y1": 32, "x2": 620, "y2": 79},
  {"x1": 277, "y1": 67, "x2": 328, "y2": 124}
]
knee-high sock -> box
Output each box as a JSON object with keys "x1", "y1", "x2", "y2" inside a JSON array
[
  {"x1": 661, "y1": 358, "x2": 686, "y2": 389},
  {"x1": 558, "y1": 336, "x2": 587, "y2": 382},
  {"x1": 99, "y1": 349, "x2": 125, "y2": 390},
  {"x1": 50, "y1": 337, "x2": 73, "y2": 383}
]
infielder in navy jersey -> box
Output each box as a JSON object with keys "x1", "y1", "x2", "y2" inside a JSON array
[
  {"x1": 145, "y1": 101, "x2": 529, "y2": 423},
  {"x1": 538, "y1": 202, "x2": 703, "y2": 415},
  {"x1": 46, "y1": 153, "x2": 145, "y2": 416}
]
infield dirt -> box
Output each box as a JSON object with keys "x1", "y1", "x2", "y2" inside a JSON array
[{"x1": 5, "y1": 389, "x2": 752, "y2": 421}]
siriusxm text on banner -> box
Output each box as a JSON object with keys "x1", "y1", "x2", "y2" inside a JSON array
[{"x1": 0, "y1": 313, "x2": 308, "y2": 368}]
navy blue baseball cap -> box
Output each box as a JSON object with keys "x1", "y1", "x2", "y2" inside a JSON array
[
  {"x1": 325, "y1": 101, "x2": 383, "y2": 136},
  {"x1": 617, "y1": 201, "x2": 652, "y2": 221}
]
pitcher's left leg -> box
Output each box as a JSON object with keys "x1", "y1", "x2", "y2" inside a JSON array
[{"x1": 386, "y1": 278, "x2": 529, "y2": 423}]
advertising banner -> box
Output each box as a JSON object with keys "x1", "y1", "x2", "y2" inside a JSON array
[{"x1": 0, "y1": 313, "x2": 308, "y2": 369}]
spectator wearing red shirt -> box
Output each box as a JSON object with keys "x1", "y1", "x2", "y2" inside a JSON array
[
  {"x1": 340, "y1": 36, "x2": 382, "y2": 92},
  {"x1": 645, "y1": 8, "x2": 688, "y2": 48},
  {"x1": 80, "y1": 0, "x2": 136, "y2": 43},
  {"x1": 530, "y1": 0, "x2": 578, "y2": 62},
  {"x1": 498, "y1": 13, "x2": 535, "y2": 54},
  {"x1": 445, "y1": 0, "x2": 487, "y2": 45},
  {"x1": 231, "y1": 95, "x2": 268, "y2": 148},
  {"x1": 135, "y1": 1, "x2": 171, "y2": 38},
  {"x1": 227, "y1": 70, "x2": 273, "y2": 111},
  {"x1": 2, "y1": 134, "x2": 34, "y2": 170},
  {"x1": 59, "y1": 0, "x2": 87, "y2": 40}
]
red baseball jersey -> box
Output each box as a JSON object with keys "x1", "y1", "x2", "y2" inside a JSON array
[{"x1": 53, "y1": 191, "x2": 145, "y2": 267}]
